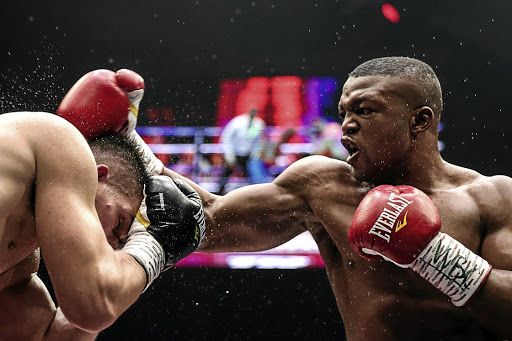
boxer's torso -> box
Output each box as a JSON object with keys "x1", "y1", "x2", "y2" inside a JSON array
[
  {"x1": 299, "y1": 157, "x2": 496, "y2": 340},
  {"x1": 0, "y1": 113, "x2": 40, "y2": 290}
]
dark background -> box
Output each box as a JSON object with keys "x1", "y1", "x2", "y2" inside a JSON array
[{"x1": 2, "y1": 1, "x2": 512, "y2": 340}]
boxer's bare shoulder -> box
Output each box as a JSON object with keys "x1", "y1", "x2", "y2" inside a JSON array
[
  {"x1": 274, "y1": 155, "x2": 360, "y2": 195},
  {"x1": 425, "y1": 164, "x2": 512, "y2": 256},
  {"x1": 0, "y1": 112, "x2": 97, "y2": 287},
  {"x1": 461, "y1": 173, "x2": 512, "y2": 268},
  {"x1": 0, "y1": 113, "x2": 41, "y2": 279}
]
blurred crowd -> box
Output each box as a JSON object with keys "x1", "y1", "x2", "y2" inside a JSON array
[{"x1": 141, "y1": 109, "x2": 347, "y2": 194}]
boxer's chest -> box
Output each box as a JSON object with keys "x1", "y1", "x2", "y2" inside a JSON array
[{"x1": 430, "y1": 190, "x2": 482, "y2": 252}]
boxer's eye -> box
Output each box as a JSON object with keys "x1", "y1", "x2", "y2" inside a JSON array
[{"x1": 356, "y1": 107, "x2": 373, "y2": 116}]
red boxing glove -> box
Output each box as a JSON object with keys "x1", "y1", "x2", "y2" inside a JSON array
[
  {"x1": 57, "y1": 69, "x2": 164, "y2": 175},
  {"x1": 57, "y1": 69, "x2": 144, "y2": 140},
  {"x1": 349, "y1": 185, "x2": 492, "y2": 306},
  {"x1": 349, "y1": 185, "x2": 441, "y2": 265}
]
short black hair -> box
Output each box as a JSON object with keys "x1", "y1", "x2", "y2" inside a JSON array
[
  {"x1": 349, "y1": 56, "x2": 443, "y2": 115},
  {"x1": 88, "y1": 134, "x2": 148, "y2": 196}
]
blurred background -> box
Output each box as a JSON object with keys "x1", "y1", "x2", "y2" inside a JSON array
[{"x1": 2, "y1": 0, "x2": 512, "y2": 340}]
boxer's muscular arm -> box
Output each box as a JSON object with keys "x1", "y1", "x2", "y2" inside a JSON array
[
  {"x1": 28, "y1": 114, "x2": 146, "y2": 332},
  {"x1": 44, "y1": 308, "x2": 98, "y2": 341},
  {"x1": 464, "y1": 175, "x2": 512, "y2": 338},
  {"x1": 0, "y1": 269, "x2": 97, "y2": 341},
  {"x1": 162, "y1": 158, "x2": 316, "y2": 252}
]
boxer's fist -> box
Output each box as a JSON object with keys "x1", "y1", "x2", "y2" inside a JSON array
[
  {"x1": 348, "y1": 185, "x2": 441, "y2": 266},
  {"x1": 145, "y1": 176, "x2": 206, "y2": 270},
  {"x1": 349, "y1": 185, "x2": 492, "y2": 306},
  {"x1": 58, "y1": 69, "x2": 164, "y2": 175},
  {"x1": 57, "y1": 69, "x2": 144, "y2": 140}
]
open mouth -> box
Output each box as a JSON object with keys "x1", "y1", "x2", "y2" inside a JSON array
[
  {"x1": 341, "y1": 137, "x2": 361, "y2": 164},
  {"x1": 346, "y1": 146, "x2": 359, "y2": 157},
  {"x1": 341, "y1": 137, "x2": 359, "y2": 156}
]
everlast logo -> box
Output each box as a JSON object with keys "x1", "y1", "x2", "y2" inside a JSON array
[{"x1": 368, "y1": 193, "x2": 413, "y2": 242}]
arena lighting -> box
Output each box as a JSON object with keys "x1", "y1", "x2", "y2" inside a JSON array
[
  {"x1": 381, "y1": 3, "x2": 400, "y2": 23},
  {"x1": 216, "y1": 76, "x2": 338, "y2": 127},
  {"x1": 226, "y1": 255, "x2": 313, "y2": 269},
  {"x1": 175, "y1": 232, "x2": 325, "y2": 268}
]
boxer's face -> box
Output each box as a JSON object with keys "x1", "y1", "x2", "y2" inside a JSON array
[
  {"x1": 340, "y1": 75, "x2": 414, "y2": 183},
  {"x1": 95, "y1": 183, "x2": 143, "y2": 249}
]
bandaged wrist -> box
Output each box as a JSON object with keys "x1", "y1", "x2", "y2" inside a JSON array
[
  {"x1": 122, "y1": 231, "x2": 165, "y2": 292},
  {"x1": 410, "y1": 232, "x2": 492, "y2": 306},
  {"x1": 126, "y1": 130, "x2": 164, "y2": 176}
]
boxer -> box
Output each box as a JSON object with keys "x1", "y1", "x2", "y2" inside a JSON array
[
  {"x1": 62, "y1": 61, "x2": 512, "y2": 339},
  {"x1": 164, "y1": 57, "x2": 511, "y2": 340},
  {"x1": 0, "y1": 73, "x2": 205, "y2": 340}
]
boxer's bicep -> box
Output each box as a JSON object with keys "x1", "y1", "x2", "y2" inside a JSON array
[
  {"x1": 200, "y1": 181, "x2": 308, "y2": 253},
  {"x1": 30, "y1": 118, "x2": 133, "y2": 330},
  {"x1": 33, "y1": 118, "x2": 111, "y2": 283},
  {"x1": 465, "y1": 176, "x2": 512, "y2": 337},
  {"x1": 480, "y1": 176, "x2": 512, "y2": 270}
]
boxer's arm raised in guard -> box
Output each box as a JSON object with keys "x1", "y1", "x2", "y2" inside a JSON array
[{"x1": 27, "y1": 113, "x2": 146, "y2": 332}]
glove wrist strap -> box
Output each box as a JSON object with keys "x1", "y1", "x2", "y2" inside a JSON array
[
  {"x1": 123, "y1": 231, "x2": 165, "y2": 292},
  {"x1": 410, "y1": 233, "x2": 492, "y2": 306},
  {"x1": 126, "y1": 130, "x2": 164, "y2": 176}
]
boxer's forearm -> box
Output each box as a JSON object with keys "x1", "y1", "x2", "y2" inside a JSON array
[
  {"x1": 43, "y1": 308, "x2": 98, "y2": 341},
  {"x1": 202, "y1": 184, "x2": 306, "y2": 252},
  {"x1": 162, "y1": 168, "x2": 217, "y2": 204},
  {"x1": 161, "y1": 168, "x2": 306, "y2": 252}
]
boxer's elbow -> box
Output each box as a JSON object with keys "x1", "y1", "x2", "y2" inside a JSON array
[{"x1": 59, "y1": 296, "x2": 117, "y2": 333}]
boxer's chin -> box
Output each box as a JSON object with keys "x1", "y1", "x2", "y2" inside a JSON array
[
  {"x1": 351, "y1": 169, "x2": 367, "y2": 182},
  {"x1": 350, "y1": 166, "x2": 376, "y2": 183}
]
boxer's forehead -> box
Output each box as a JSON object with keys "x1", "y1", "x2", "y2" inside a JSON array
[{"x1": 339, "y1": 75, "x2": 408, "y2": 108}]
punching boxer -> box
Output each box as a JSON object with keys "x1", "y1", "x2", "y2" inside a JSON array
[
  {"x1": 160, "y1": 57, "x2": 510, "y2": 340},
  {"x1": 62, "y1": 61, "x2": 512, "y2": 339},
  {"x1": 0, "y1": 74, "x2": 205, "y2": 340}
]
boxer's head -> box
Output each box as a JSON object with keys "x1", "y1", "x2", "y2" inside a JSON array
[
  {"x1": 339, "y1": 56, "x2": 443, "y2": 183},
  {"x1": 89, "y1": 134, "x2": 148, "y2": 248}
]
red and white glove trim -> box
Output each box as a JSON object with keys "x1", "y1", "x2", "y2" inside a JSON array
[{"x1": 410, "y1": 233, "x2": 492, "y2": 306}]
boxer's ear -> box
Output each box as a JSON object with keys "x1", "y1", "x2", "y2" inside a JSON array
[
  {"x1": 97, "y1": 164, "x2": 109, "y2": 181},
  {"x1": 410, "y1": 106, "x2": 434, "y2": 137}
]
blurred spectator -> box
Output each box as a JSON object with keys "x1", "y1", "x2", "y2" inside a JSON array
[
  {"x1": 146, "y1": 108, "x2": 175, "y2": 126},
  {"x1": 307, "y1": 118, "x2": 348, "y2": 160},
  {"x1": 141, "y1": 134, "x2": 172, "y2": 167},
  {"x1": 218, "y1": 108, "x2": 265, "y2": 194},
  {"x1": 169, "y1": 153, "x2": 195, "y2": 178},
  {"x1": 248, "y1": 127, "x2": 296, "y2": 184}
]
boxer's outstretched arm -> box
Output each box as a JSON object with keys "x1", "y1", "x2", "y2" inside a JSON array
[
  {"x1": 162, "y1": 158, "x2": 319, "y2": 252},
  {"x1": 27, "y1": 114, "x2": 146, "y2": 332},
  {"x1": 464, "y1": 175, "x2": 512, "y2": 338}
]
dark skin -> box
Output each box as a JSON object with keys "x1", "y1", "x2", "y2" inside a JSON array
[{"x1": 165, "y1": 75, "x2": 512, "y2": 340}]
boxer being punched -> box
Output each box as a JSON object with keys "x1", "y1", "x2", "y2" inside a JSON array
[
  {"x1": 162, "y1": 57, "x2": 511, "y2": 340},
  {"x1": 0, "y1": 72, "x2": 205, "y2": 340}
]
